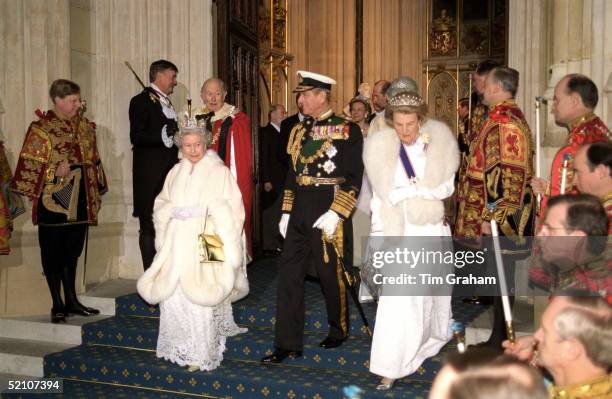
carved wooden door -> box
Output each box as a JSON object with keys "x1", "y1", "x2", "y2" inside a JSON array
[{"x1": 215, "y1": 0, "x2": 261, "y2": 251}]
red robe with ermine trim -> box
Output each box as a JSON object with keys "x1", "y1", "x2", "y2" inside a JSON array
[{"x1": 209, "y1": 107, "x2": 253, "y2": 257}]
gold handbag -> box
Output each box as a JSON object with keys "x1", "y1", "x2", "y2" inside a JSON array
[{"x1": 198, "y1": 213, "x2": 225, "y2": 263}]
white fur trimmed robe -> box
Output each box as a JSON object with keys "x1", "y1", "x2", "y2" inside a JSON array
[
  {"x1": 137, "y1": 150, "x2": 248, "y2": 371},
  {"x1": 364, "y1": 119, "x2": 459, "y2": 380}
]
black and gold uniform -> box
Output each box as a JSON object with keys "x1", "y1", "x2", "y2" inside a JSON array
[{"x1": 274, "y1": 109, "x2": 364, "y2": 353}]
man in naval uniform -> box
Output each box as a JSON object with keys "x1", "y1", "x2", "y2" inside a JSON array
[{"x1": 261, "y1": 71, "x2": 364, "y2": 363}]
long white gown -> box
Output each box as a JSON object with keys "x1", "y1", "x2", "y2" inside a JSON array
[
  {"x1": 157, "y1": 287, "x2": 245, "y2": 371},
  {"x1": 369, "y1": 138, "x2": 454, "y2": 380},
  {"x1": 138, "y1": 153, "x2": 248, "y2": 371}
]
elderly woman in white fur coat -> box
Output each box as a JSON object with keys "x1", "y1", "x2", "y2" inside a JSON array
[
  {"x1": 364, "y1": 91, "x2": 459, "y2": 390},
  {"x1": 137, "y1": 120, "x2": 249, "y2": 372}
]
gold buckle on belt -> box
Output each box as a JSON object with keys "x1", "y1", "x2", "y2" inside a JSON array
[{"x1": 296, "y1": 175, "x2": 345, "y2": 186}]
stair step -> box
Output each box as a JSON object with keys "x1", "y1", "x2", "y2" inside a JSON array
[
  {"x1": 0, "y1": 315, "x2": 109, "y2": 345},
  {"x1": 1, "y1": 378, "x2": 194, "y2": 398},
  {"x1": 116, "y1": 292, "x2": 377, "y2": 338},
  {"x1": 44, "y1": 344, "x2": 432, "y2": 398},
  {"x1": 80, "y1": 278, "x2": 137, "y2": 316},
  {"x1": 0, "y1": 338, "x2": 74, "y2": 377},
  {"x1": 81, "y1": 315, "x2": 378, "y2": 372}
]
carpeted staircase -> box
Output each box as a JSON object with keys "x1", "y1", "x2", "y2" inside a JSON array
[{"x1": 6, "y1": 257, "x2": 486, "y2": 398}]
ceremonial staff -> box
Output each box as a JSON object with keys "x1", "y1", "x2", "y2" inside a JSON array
[
  {"x1": 534, "y1": 97, "x2": 545, "y2": 214},
  {"x1": 324, "y1": 230, "x2": 373, "y2": 338},
  {"x1": 125, "y1": 61, "x2": 146, "y2": 89},
  {"x1": 560, "y1": 153, "x2": 570, "y2": 194},
  {"x1": 487, "y1": 204, "x2": 515, "y2": 343},
  {"x1": 467, "y1": 73, "x2": 473, "y2": 135},
  {"x1": 75, "y1": 100, "x2": 90, "y2": 289}
]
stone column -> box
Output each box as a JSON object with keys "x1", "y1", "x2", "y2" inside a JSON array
[
  {"x1": 0, "y1": 0, "x2": 71, "y2": 316},
  {"x1": 545, "y1": 0, "x2": 612, "y2": 138},
  {"x1": 0, "y1": 0, "x2": 214, "y2": 316},
  {"x1": 84, "y1": 0, "x2": 214, "y2": 280},
  {"x1": 508, "y1": 0, "x2": 548, "y2": 142}
]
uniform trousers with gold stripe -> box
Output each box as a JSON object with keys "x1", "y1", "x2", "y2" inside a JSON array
[{"x1": 274, "y1": 185, "x2": 350, "y2": 352}]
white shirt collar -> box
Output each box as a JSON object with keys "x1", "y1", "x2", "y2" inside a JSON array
[
  {"x1": 271, "y1": 122, "x2": 280, "y2": 132},
  {"x1": 150, "y1": 83, "x2": 168, "y2": 99},
  {"x1": 298, "y1": 112, "x2": 305, "y2": 122}
]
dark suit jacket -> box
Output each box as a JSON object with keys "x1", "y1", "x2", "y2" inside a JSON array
[
  {"x1": 128, "y1": 87, "x2": 179, "y2": 217},
  {"x1": 260, "y1": 123, "x2": 287, "y2": 208}
]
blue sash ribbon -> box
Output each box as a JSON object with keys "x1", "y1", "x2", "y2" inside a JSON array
[{"x1": 399, "y1": 145, "x2": 416, "y2": 179}]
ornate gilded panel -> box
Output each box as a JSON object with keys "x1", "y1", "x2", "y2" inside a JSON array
[
  {"x1": 427, "y1": 72, "x2": 457, "y2": 132},
  {"x1": 258, "y1": 0, "x2": 293, "y2": 123},
  {"x1": 424, "y1": 0, "x2": 507, "y2": 136}
]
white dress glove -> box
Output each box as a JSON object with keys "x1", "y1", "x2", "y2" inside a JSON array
[
  {"x1": 388, "y1": 184, "x2": 418, "y2": 205},
  {"x1": 279, "y1": 214, "x2": 290, "y2": 238},
  {"x1": 312, "y1": 210, "x2": 341, "y2": 237},
  {"x1": 171, "y1": 205, "x2": 206, "y2": 220}
]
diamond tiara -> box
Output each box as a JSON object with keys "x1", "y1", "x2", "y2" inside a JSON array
[{"x1": 387, "y1": 92, "x2": 424, "y2": 107}]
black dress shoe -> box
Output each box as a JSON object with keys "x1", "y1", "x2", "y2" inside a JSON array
[
  {"x1": 462, "y1": 296, "x2": 482, "y2": 305},
  {"x1": 51, "y1": 309, "x2": 67, "y2": 324},
  {"x1": 64, "y1": 303, "x2": 100, "y2": 316},
  {"x1": 319, "y1": 336, "x2": 347, "y2": 349},
  {"x1": 260, "y1": 349, "x2": 303, "y2": 364}
]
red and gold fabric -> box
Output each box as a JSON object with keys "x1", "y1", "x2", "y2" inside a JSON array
[
  {"x1": 467, "y1": 102, "x2": 488, "y2": 144},
  {"x1": 455, "y1": 100, "x2": 535, "y2": 242},
  {"x1": 0, "y1": 141, "x2": 25, "y2": 255},
  {"x1": 604, "y1": 192, "x2": 612, "y2": 236},
  {"x1": 11, "y1": 109, "x2": 107, "y2": 225},
  {"x1": 207, "y1": 107, "x2": 253, "y2": 257},
  {"x1": 540, "y1": 112, "x2": 610, "y2": 216},
  {"x1": 0, "y1": 142, "x2": 12, "y2": 254}
]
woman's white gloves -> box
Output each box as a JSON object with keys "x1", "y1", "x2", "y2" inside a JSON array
[
  {"x1": 278, "y1": 214, "x2": 290, "y2": 238},
  {"x1": 388, "y1": 184, "x2": 418, "y2": 205},
  {"x1": 312, "y1": 210, "x2": 340, "y2": 237},
  {"x1": 171, "y1": 206, "x2": 206, "y2": 220}
]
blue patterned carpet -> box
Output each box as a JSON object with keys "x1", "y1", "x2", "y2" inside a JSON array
[{"x1": 5, "y1": 256, "x2": 487, "y2": 399}]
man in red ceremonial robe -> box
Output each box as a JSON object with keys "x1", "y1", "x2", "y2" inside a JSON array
[
  {"x1": 532, "y1": 74, "x2": 611, "y2": 215},
  {"x1": 199, "y1": 78, "x2": 253, "y2": 257},
  {"x1": 455, "y1": 67, "x2": 535, "y2": 349}
]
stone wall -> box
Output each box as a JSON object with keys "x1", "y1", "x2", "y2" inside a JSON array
[{"x1": 0, "y1": 0, "x2": 213, "y2": 316}]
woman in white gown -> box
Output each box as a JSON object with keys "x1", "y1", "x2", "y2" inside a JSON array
[
  {"x1": 137, "y1": 117, "x2": 249, "y2": 371},
  {"x1": 364, "y1": 91, "x2": 459, "y2": 389}
]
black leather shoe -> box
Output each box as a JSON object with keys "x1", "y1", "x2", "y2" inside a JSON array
[
  {"x1": 51, "y1": 309, "x2": 67, "y2": 323},
  {"x1": 319, "y1": 336, "x2": 347, "y2": 349},
  {"x1": 260, "y1": 349, "x2": 303, "y2": 364},
  {"x1": 65, "y1": 303, "x2": 100, "y2": 316}
]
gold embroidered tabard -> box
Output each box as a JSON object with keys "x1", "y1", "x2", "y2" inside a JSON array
[
  {"x1": 455, "y1": 100, "x2": 535, "y2": 244},
  {"x1": 11, "y1": 109, "x2": 107, "y2": 225}
]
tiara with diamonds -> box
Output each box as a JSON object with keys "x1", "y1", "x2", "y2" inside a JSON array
[
  {"x1": 179, "y1": 113, "x2": 207, "y2": 132},
  {"x1": 387, "y1": 91, "x2": 424, "y2": 107}
]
